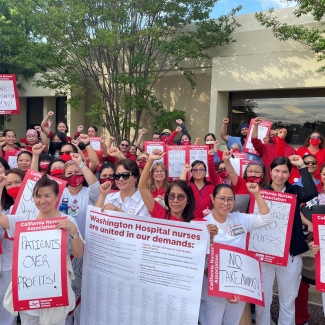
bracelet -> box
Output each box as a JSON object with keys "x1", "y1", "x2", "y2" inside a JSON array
[
  {"x1": 84, "y1": 142, "x2": 91, "y2": 147},
  {"x1": 78, "y1": 162, "x2": 86, "y2": 169}
]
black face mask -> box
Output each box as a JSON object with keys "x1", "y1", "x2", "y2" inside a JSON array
[
  {"x1": 78, "y1": 142, "x2": 86, "y2": 150},
  {"x1": 51, "y1": 142, "x2": 62, "y2": 150}
]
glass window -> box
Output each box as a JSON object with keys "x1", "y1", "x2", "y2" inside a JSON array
[{"x1": 230, "y1": 97, "x2": 325, "y2": 147}]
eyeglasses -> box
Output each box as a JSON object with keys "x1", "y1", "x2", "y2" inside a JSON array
[
  {"x1": 192, "y1": 168, "x2": 205, "y2": 173},
  {"x1": 161, "y1": 133, "x2": 170, "y2": 137},
  {"x1": 311, "y1": 136, "x2": 321, "y2": 140},
  {"x1": 167, "y1": 193, "x2": 186, "y2": 201},
  {"x1": 120, "y1": 144, "x2": 129, "y2": 147},
  {"x1": 304, "y1": 160, "x2": 317, "y2": 166},
  {"x1": 269, "y1": 133, "x2": 278, "y2": 138},
  {"x1": 153, "y1": 170, "x2": 165, "y2": 174},
  {"x1": 246, "y1": 170, "x2": 263, "y2": 176},
  {"x1": 113, "y1": 172, "x2": 134, "y2": 180},
  {"x1": 217, "y1": 168, "x2": 226, "y2": 173},
  {"x1": 137, "y1": 157, "x2": 148, "y2": 162},
  {"x1": 215, "y1": 196, "x2": 235, "y2": 204},
  {"x1": 59, "y1": 151, "x2": 73, "y2": 155}
]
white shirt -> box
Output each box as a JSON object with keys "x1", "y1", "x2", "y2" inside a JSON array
[
  {"x1": 104, "y1": 189, "x2": 151, "y2": 217},
  {"x1": 59, "y1": 182, "x2": 100, "y2": 237},
  {"x1": 207, "y1": 211, "x2": 272, "y2": 250}
]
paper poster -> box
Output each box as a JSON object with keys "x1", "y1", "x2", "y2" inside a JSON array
[
  {"x1": 143, "y1": 141, "x2": 166, "y2": 166},
  {"x1": 89, "y1": 137, "x2": 101, "y2": 151},
  {"x1": 12, "y1": 218, "x2": 68, "y2": 311},
  {"x1": 0, "y1": 74, "x2": 20, "y2": 114},
  {"x1": 208, "y1": 243, "x2": 264, "y2": 306},
  {"x1": 247, "y1": 190, "x2": 296, "y2": 266},
  {"x1": 312, "y1": 214, "x2": 325, "y2": 292},
  {"x1": 240, "y1": 159, "x2": 251, "y2": 178},
  {"x1": 243, "y1": 119, "x2": 272, "y2": 156},
  {"x1": 4, "y1": 149, "x2": 19, "y2": 168},
  {"x1": 68, "y1": 255, "x2": 83, "y2": 314},
  {"x1": 166, "y1": 146, "x2": 187, "y2": 181},
  {"x1": 80, "y1": 207, "x2": 209, "y2": 325},
  {"x1": 230, "y1": 153, "x2": 245, "y2": 177},
  {"x1": 188, "y1": 145, "x2": 209, "y2": 179},
  {"x1": 11, "y1": 169, "x2": 67, "y2": 215}
]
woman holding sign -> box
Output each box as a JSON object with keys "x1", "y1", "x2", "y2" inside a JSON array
[
  {"x1": 199, "y1": 183, "x2": 272, "y2": 325},
  {"x1": 0, "y1": 175, "x2": 84, "y2": 325},
  {"x1": 255, "y1": 155, "x2": 318, "y2": 325}
]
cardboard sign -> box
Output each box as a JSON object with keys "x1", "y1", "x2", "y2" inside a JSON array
[
  {"x1": 247, "y1": 190, "x2": 296, "y2": 266},
  {"x1": 240, "y1": 159, "x2": 251, "y2": 178},
  {"x1": 208, "y1": 243, "x2": 264, "y2": 306},
  {"x1": 143, "y1": 141, "x2": 166, "y2": 166},
  {"x1": 166, "y1": 146, "x2": 187, "y2": 181},
  {"x1": 312, "y1": 214, "x2": 325, "y2": 292},
  {"x1": 89, "y1": 137, "x2": 101, "y2": 151},
  {"x1": 0, "y1": 74, "x2": 20, "y2": 114},
  {"x1": 4, "y1": 149, "x2": 20, "y2": 168},
  {"x1": 11, "y1": 170, "x2": 67, "y2": 215},
  {"x1": 230, "y1": 153, "x2": 245, "y2": 177},
  {"x1": 243, "y1": 119, "x2": 272, "y2": 156},
  {"x1": 12, "y1": 218, "x2": 68, "y2": 311}
]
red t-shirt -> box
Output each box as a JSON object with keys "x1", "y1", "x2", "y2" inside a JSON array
[
  {"x1": 150, "y1": 187, "x2": 166, "y2": 198},
  {"x1": 47, "y1": 130, "x2": 72, "y2": 143},
  {"x1": 189, "y1": 182, "x2": 214, "y2": 220},
  {"x1": 232, "y1": 176, "x2": 249, "y2": 195}
]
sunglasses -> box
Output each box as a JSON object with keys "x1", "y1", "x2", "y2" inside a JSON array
[
  {"x1": 311, "y1": 136, "x2": 321, "y2": 140},
  {"x1": 59, "y1": 151, "x2": 73, "y2": 155},
  {"x1": 217, "y1": 167, "x2": 226, "y2": 173},
  {"x1": 192, "y1": 168, "x2": 205, "y2": 173},
  {"x1": 304, "y1": 160, "x2": 317, "y2": 166},
  {"x1": 113, "y1": 172, "x2": 134, "y2": 180},
  {"x1": 137, "y1": 157, "x2": 148, "y2": 162},
  {"x1": 167, "y1": 193, "x2": 186, "y2": 201},
  {"x1": 161, "y1": 133, "x2": 170, "y2": 137},
  {"x1": 120, "y1": 144, "x2": 129, "y2": 147}
]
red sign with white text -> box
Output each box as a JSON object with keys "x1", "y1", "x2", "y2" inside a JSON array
[
  {"x1": 4, "y1": 149, "x2": 20, "y2": 168},
  {"x1": 312, "y1": 214, "x2": 325, "y2": 292},
  {"x1": 247, "y1": 190, "x2": 296, "y2": 266},
  {"x1": 208, "y1": 243, "x2": 264, "y2": 306},
  {"x1": 0, "y1": 74, "x2": 20, "y2": 114},
  {"x1": 11, "y1": 169, "x2": 67, "y2": 215},
  {"x1": 12, "y1": 218, "x2": 68, "y2": 311},
  {"x1": 243, "y1": 119, "x2": 272, "y2": 156}
]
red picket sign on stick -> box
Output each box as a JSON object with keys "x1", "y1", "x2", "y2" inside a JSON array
[
  {"x1": 312, "y1": 214, "x2": 325, "y2": 292},
  {"x1": 11, "y1": 169, "x2": 67, "y2": 215},
  {"x1": 243, "y1": 118, "x2": 272, "y2": 156},
  {"x1": 188, "y1": 145, "x2": 210, "y2": 180},
  {"x1": 0, "y1": 74, "x2": 20, "y2": 114},
  {"x1": 208, "y1": 243, "x2": 264, "y2": 306},
  {"x1": 12, "y1": 218, "x2": 68, "y2": 311},
  {"x1": 247, "y1": 190, "x2": 296, "y2": 266}
]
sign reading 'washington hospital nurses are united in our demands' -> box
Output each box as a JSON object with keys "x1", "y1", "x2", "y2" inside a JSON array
[{"x1": 0, "y1": 74, "x2": 20, "y2": 114}]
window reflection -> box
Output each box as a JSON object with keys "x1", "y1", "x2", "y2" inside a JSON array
[{"x1": 231, "y1": 97, "x2": 325, "y2": 147}]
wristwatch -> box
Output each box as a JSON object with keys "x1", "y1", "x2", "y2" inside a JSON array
[
  {"x1": 70, "y1": 233, "x2": 79, "y2": 240},
  {"x1": 297, "y1": 163, "x2": 305, "y2": 169}
]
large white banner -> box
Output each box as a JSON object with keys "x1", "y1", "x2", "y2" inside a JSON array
[{"x1": 80, "y1": 206, "x2": 209, "y2": 325}]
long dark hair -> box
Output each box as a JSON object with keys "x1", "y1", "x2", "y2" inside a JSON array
[
  {"x1": 164, "y1": 179, "x2": 195, "y2": 222},
  {"x1": 303, "y1": 131, "x2": 325, "y2": 149},
  {"x1": 270, "y1": 156, "x2": 292, "y2": 174},
  {"x1": 2, "y1": 169, "x2": 25, "y2": 211},
  {"x1": 243, "y1": 160, "x2": 268, "y2": 188},
  {"x1": 49, "y1": 132, "x2": 67, "y2": 156},
  {"x1": 190, "y1": 160, "x2": 208, "y2": 184}
]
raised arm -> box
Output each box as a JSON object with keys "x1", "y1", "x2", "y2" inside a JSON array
[
  {"x1": 220, "y1": 118, "x2": 230, "y2": 142},
  {"x1": 100, "y1": 135, "x2": 108, "y2": 157},
  {"x1": 31, "y1": 144, "x2": 46, "y2": 171},
  {"x1": 135, "y1": 128, "x2": 146, "y2": 152},
  {"x1": 167, "y1": 126, "x2": 181, "y2": 145},
  {"x1": 138, "y1": 149, "x2": 165, "y2": 213},
  {"x1": 41, "y1": 111, "x2": 55, "y2": 136},
  {"x1": 275, "y1": 128, "x2": 287, "y2": 157},
  {"x1": 223, "y1": 149, "x2": 239, "y2": 186},
  {"x1": 95, "y1": 182, "x2": 112, "y2": 208},
  {"x1": 34, "y1": 126, "x2": 49, "y2": 152},
  {"x1": 247, "y1": 183, "x2": 270, "y2": 215},
  {"x1": 70, "y1": 153, "x2": 98, "y2": 186},
  {"x1": 79, "y1": 134, "x2": 100, "y2": 172},
  {"x1": 180, "y1": 164, "x2": 192, "y2": 180}
]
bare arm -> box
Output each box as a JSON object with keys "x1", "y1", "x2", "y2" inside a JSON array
[
  {"x1": 180, "y1": 164, "x2": 191, "y2": 180},
  {"x1": 70, "y1": 153, "x2": 98, "y2": 186},
  {"x1": 135, "y1": 129, "x2": 146, "y2": 151},
  {"x1": 223, "y1": 150, "x2": 239, "y2": 186},
  {"x1": 35, "y1": 126, "x2": 49, "y2": 152},
  {"x1": 220, "y1": 118, "x2": 229, "y2": 142},
  {"x1": 79, "y1": 134, "x2": 100, "y2": 172},
  {"x1": 31, "y1": 144, "x2": 45, "y2": 171},
  {"x1": 40, "y1": 111, "x2": 54, "y2": 136}
]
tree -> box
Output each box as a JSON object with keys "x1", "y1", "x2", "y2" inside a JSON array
[
  {"x1": 19, "y1": 0, "x2": 241, "y2": 142},
  {"x1": 255, "y1": 1, "x2": 325, "y2": 72}
]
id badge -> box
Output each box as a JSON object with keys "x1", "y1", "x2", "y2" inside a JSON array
[{"x1": 230, "y1": 225, "x2": 245, "y2": 236}]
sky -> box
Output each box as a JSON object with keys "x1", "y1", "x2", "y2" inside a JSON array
[{"x1": 210, "y1": 0, "x2": 297, "y2": 18}]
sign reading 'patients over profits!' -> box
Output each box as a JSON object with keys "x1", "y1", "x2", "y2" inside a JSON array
[{"x1": 0, "y1": 75, "x2": 20, "y2": 114}]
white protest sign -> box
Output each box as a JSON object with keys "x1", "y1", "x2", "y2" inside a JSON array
[
  {"x1": 80, "y1": 206, "x2": 209, "y2": 325},
  {"x1": 189, "y1": 145, "x2": 209, "y2": 177},
  {"x1": 166, "y1": 146, "x2": 186, "y2": 180},
  {"x1": 12, "y1": 219, "x2": 68, "y2": 310},
  {"x1": 143, "y1": 141, "x2": 165, "y2": 166},
  {"x1": 230, "y1": 153, "x2": 245, "y2": 177},
  {"x1": 4, "y1": 150, "x2": 19, "y2": 168},
  {"x1": 247, "y1": 190, "x2": 296, "y2": 266},
  {"x1": 89, "y1": 137, "x2": 101, "y2": 151},
  {"x1": 0, "y1": 74, "x2": 20, "y2": 114},
  {"x1": 208, "y1": 243, "x2": 264, "y2": 306}
]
